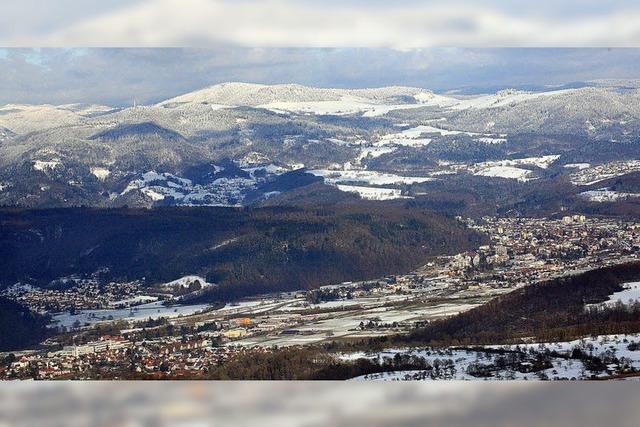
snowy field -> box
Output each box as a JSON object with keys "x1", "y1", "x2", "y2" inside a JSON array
[
  {"x1": 476, "y1": 155, "x2": 560, "y2": 170},
  {"x1": 374, "y1": 124, "x2": 506, "y2": 152},
  {"x1": 117, "y1": 163, "x2": 294, "y2": 206},
  {"x1": 454, "y1": 155, "x2": 560, "y2": 182},
  {"x1": 335, "y1": 184, "x2": 408, "y2": 200},
  {"x1": 579, "y1": 189, "x2": 640, "y2": 202},
  {"x1": 309, "y1": 169, "x2": 433, "y2": 186},
  {"x1": 344, "y1": 333, "x2": 640, "y2": 381},
  {"x1": 33, "y1": 159, "x2": 61, "y2": 172},
  {"x1": 588, "y1": 282, "x2": 640, "y2": 307},
  {"x1": 474, "y1": 166, "x2": 533, "y2": 181},
  {"x1": 259, "y1": 97, "x2": 431, "y2": 117},
  {"x1": 158, "y1": 275, "x2": 215, "y2": 291},
  {"x1": 51, "y1": 301, "x2": 212, "y2": 329},
  {"x1": 229, "y1": 295, "x2": 487, "y2": 348},
  {"x1": 448, "y1": 88, "x2": 576, "y2": 111},
  {"x1": 250, "y1": 86, "x2": 578, "y2": 117}
]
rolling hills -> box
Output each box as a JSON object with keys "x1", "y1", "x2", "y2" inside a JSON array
[{"x1": 1, "y1": 82, "x2": 639, "y2": 214}]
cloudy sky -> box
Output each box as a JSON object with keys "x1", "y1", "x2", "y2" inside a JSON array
[
  {"x1": 3, "y1": 0, "x2": 640, "y2": 47},
  {"x1": 1, "y1": 48, "x2": 639, "y2": 106},
  {"x1": 2, "y1": 1, "x2": 639, "y2": 106}
]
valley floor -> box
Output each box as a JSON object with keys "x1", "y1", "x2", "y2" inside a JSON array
[{"x1": 3, "y1": 214, "x2": 640, "y2": 379}]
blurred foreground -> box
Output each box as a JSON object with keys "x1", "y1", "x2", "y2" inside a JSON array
[{"x1": 0, "y1": 382, "x2": 638, "y2": 427}]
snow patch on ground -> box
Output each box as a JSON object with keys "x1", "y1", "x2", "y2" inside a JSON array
[
  {"x1": 449, "y1": 89, "x2": 575, "y2": 111},
  {"x1": 33, "y1": 160, "x2": 61, "y2": 172},
  {"x1": 90, "y1": 167, "x2": 110, "y2": 181},
  {"x1": 335, "y1": 184, "x2": 409, "y2": 200},
  {"x1": 51, "y1": 301, "x2": 212, "y2": 329},
  {"x1": 464, "y1": 155, "x2": 560, "y2": 182},
  {"x1": 357, "y1": 147, "x2": 397, "y2": 164},
  {"x1": 344, "y1": 333, "x2": 640, "y2": 381},
  {"x1": 121, "y1": 170, "x2": 264, "y2": 206},
  {"x1": 477, "y1": 136, "x2": 507, "y2": 144},
  {"x1": 579, "y1": 189, "x2": 640, "y2": 202},
  {"x1": 310, "y1": 169, "x2": 434, "y2": 186},
  {"x1": 108, "y1": 295, "x2": 158, "y2": 307},
  {"x1": 259, "y1": 96, "x2": 431, "y2": 117},
  {"x1": 588, "y1": 282, "x2": 640, "y2": 307},
  {"x1": 488, "y1": 155, "x2": 560, "y2": 169},
  {"x1": 375, "y1": 124, "x2": 506, "y2": 149},
  {"x1": 474, "y1": 166, "x2": 533, "y2": 182},
  {"x1": 159, "y1": 275, "x2": 214, "y2": 290}
]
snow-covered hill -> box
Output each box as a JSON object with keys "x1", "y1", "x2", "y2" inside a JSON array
[
  {"x1": 1, "y1": 82, "x2": 640, "y2": 208},
  {"x1": 159, "y1": 82, "x2": 432, "y2": 106},
  {"x1": 0, "y1": 127, "x2": 15, "y2": 142},
  {"x1": 0, "y1": 103, "x2": 114, "y2": 134}
]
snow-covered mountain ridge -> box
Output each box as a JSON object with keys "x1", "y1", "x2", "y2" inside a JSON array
[{"x1": 1, "y1": 82, "x2": 639, "y2": 208}]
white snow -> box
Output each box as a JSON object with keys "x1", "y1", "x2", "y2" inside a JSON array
[
  {"x1": 476, "y1": 136, "x2": 507, "y2": 144},
  {"x1": 157, "y1": 84, "x2": 582, "y2": 120},
  {"x1": 90, "y1": 167, "x2": 111, "y2": 181},
  {"x1": 0, "y1": 104, "x2": 84, "y2": 134},
  {"x1": 375, "y1": 124, "x2": 507, "y2": 151},
  {"x1": 475, "y1": 166, "x2": 533, "y2": 182},
  {"x1": 345, "y1": 333, "x2": 640, "y2": 381},
  {"x1": 159, "y1": 275, "x2": 214, "y2": 290},
  {"x1": 449, "y1": 88, "x2": 576, "y2": 111},
  {"x1": 242, "y1": 164, "x2": 288, "y2": 177},
  {"x1": 413, "y1": 92, "x2": 459, "y2": 108},
  {"x1": 310, "y1": 169, "x2": 434, "y2": 186},
  {"x1": 120, "y1": 169, "x2": 268, "y2": 206},
  {"x1": 376, "y1": 125, "x2": 445, "y2": 147},
  {"x1": 263, "y1": 191, "x2": 281, "y2": 199},
  {"x1": 377, "y1": 124, "x2": 477, "y2": 147},
  {"x1": 589, "y1": 282, "x2": 640, "y2": 307},
  {"x1": 503, "y1": 155, "x2": 560, "y2": 169},
  {"x1": 260, "y1": 96, "x2": 434, "y2": 117},
  {"x1": 578, "y1": 189, "x2": 640, "y2": 202},
  {"x1": 357, "y1": 146, "x2": 397, "y2": 163},
  {"x1": 401, "y1": 125, "x2": 476, "y2": 137},
  {"x1": 108, "y1": 295, "x2": 158, "y2": 307},
  {"x1": 33, "y1": 160, "x2": 61, "y2": 171},
  {"x1": 161, "y1": 83, "x2": 457, "y2": 117},
  {"x1": 140, "y1": 187, "x2": 170, "y2": 201},
  {"x1": 51, "y1": 301, "x2": 212, "y2": 329},
  {"x1": 564, "y1": 163, "x2": 591, "y2": 170},
  {"x1": 335, "y1": 184, "x2": 409, "y2": 200},
  {"x1": 465, "y1": 155, "x2": 560, "y2": 182}
]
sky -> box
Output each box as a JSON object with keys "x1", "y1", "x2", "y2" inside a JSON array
[
  {"x1": 2, "y1": 0, "x2": 640, "y2": 47},
  {"x1": 2, "y1": 1, "x2": 640, "y2": 106},
  {"x1": 0, "y1": 48, "x2": 639, "y2": 106}
]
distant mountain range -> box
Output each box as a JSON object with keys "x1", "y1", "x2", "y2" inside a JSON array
[{"x1": 1, "y1": 82, "x2": 639, "y2": 210}]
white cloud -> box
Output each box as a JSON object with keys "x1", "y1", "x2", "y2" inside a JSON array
[{"x1": 4, "y1": 0, "x2": 640, "y2": 47}]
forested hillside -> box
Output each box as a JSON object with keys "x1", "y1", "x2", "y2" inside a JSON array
[
  {"x1": 0, "y1": 205, "x2": 486, "y2": 300},
  {"x1": 403, "y1": 262, "x2": 640, "y2": 346},
  {"x1": 0, "y1": 297, "x2": 50, "y2": 351}
]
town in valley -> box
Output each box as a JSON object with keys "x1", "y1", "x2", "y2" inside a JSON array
[{"x1": 3, "y1": 214, "x2": 640, "y2": 380}]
